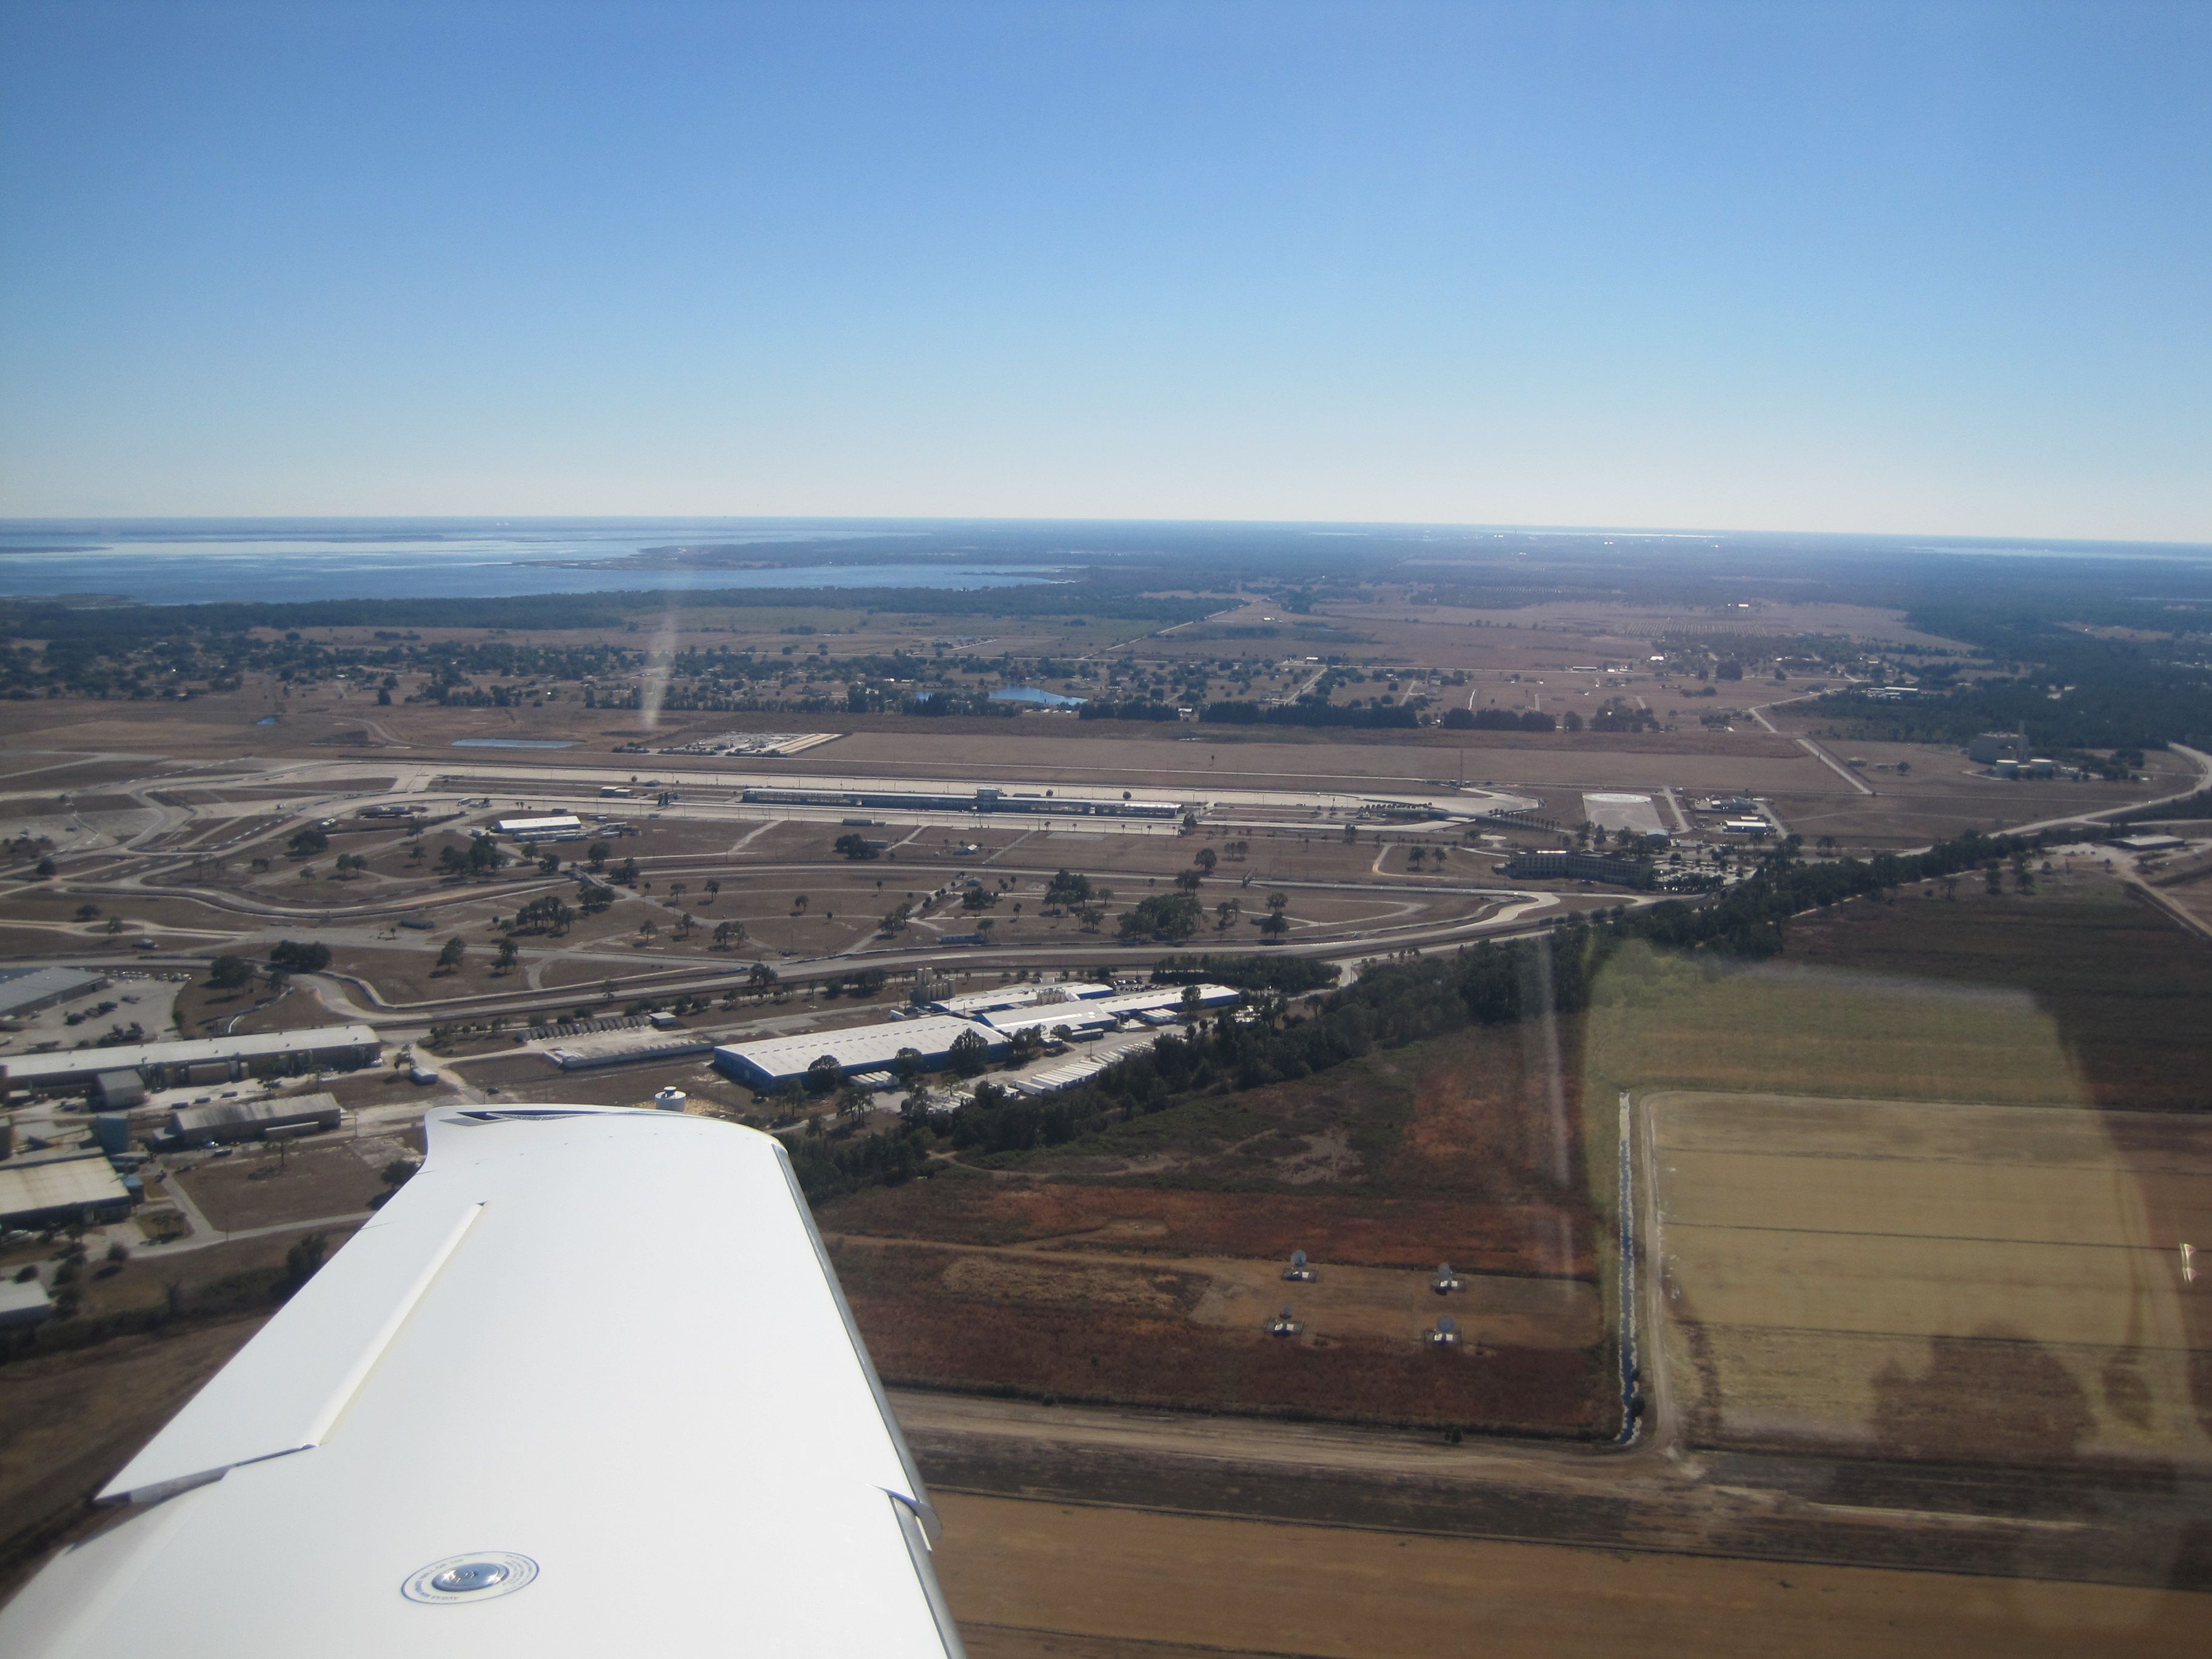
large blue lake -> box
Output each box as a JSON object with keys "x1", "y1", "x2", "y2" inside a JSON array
[{"x1": 0, "y1": 519, "x2": 1058, "y2": 605}]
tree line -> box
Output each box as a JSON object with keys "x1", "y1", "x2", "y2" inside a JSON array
[{"x1": 785, "y1": 822, "x2": 2106, "y2": 1202}]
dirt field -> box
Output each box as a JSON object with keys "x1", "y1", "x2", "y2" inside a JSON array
[
  {"x1": 839, "y1": 1236, "x2": 1605, "y2": 1432},
  {"x1": 1648, "y1": 1091, "x2": 2212, "y2": 1470},
  {"x1": 0, "y1": 1320, "x2": 265, "y2": 1598},
  {"x1": 932, "y1": 1491, "x2": 2207, "y2": 1659},
  {"x1": 822, "y1": 1025, "x2": 1607, "y2": 1432},
  {"x1": 172, "y1": 1138, "x2": 394, "y2": 1232},
  {"x1": 2156, "y1": 868, "x2": 2212, "y2": 932}
]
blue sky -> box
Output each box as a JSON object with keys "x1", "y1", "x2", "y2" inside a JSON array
[{"x1": 1, "y1": 0, "x2": 2205, "y2": 538}]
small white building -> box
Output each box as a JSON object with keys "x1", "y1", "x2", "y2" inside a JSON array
[{"x1": 492, "y1": 814, "x2": 585, "y2": 843}]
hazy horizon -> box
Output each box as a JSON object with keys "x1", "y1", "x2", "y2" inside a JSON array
[{"x1": 4, "y1": 513, "x2": 2210, "y2": 557}]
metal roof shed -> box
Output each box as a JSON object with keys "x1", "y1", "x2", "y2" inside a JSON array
[
  {"x1": 0, "y1": 1153, "x2": 136, "y2": 1231},
  {"x1": 3, "y1": 1027, "x2": 380, "y2": 1096},
  {"x1": 712, "y1": 1015, "x2": 1002, "y2": 1090},
  {"x1": 166, "y1": 1093, "x2": 343, "y2": 1147}
]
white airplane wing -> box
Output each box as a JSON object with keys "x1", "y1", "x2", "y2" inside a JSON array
[{"x1": 0, "y1": 1105, "x2": 963, "y2": 1659}]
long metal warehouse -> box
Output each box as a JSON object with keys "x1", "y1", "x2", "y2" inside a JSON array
[
  {"x1": 713, "y1": 1015, "x2": 1004, "y2": 1090},
  {"x1": 923, "y1": 982, "x2": 1118, "y2": 1016},
  {"x1": 0, "y1": 1151, "x2": 137, "y2": 1232},
  {"x1": 980, "y1": 982, "x2": 1242, "y2": 1037},
  {"x1": 2, "y1": 1025, "x2": 382, "y2": 1098},
  {"x1": 166, "y1": 1091, "x2": 344, "y2": 1148}
]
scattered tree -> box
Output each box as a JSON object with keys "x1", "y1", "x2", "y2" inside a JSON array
[
  {"x1": 948, "y1": 1028, "x2": 990, "y2": 1078},
  {"x1": 281, "y1": 1233, "x2": 330, "y2": 1294},
  {"x1": 1119, "y1": 892, "x2": 1203, "y2": 942},
  {"x1": 270, "y1": 940, "x2": 332, "y2": 973}
]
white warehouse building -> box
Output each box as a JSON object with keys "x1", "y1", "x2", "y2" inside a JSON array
[
  {"x1": 712, "y1": 1015, "x2": 1005, "y2": 1091},
  {"x1": 491, "y1": 814, "x2": 586, "y2": 844},
  {"x1": 980, "y1": 983, "x2": 1242, "y2": 1039},
  {"x1": 924, "y1": 982, "x2": 1118, "y2": 1017}
]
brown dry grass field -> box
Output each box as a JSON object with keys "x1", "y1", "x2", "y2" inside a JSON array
[
  {"x1": 1649, "y1": 1091, "x2": 2212, "y2": 1471},
  {"x1": 837, "y1": 1237, "x2": 1604, "y2": 1433},
  {"x1": 933, "y1": 1491, "x2": 2207, "y2": 1659},
  {"x1": 0, "y1": 1321, "x2": 264, "y2": 1600},
  {"x1": 2157, "y1": 869, "x2": 2212, "y2": 931},
  {"x1": 172, "y1": 1138, "x2": 391, "y2": 1232},
  {"x1": 823, "y1": 1023, "x2": 1608, "y2": 1433}
]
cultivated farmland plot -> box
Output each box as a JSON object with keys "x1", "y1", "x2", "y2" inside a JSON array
[{"x1": 1647, "y1": 1091, "x2": 2212, "y2": 1470}]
